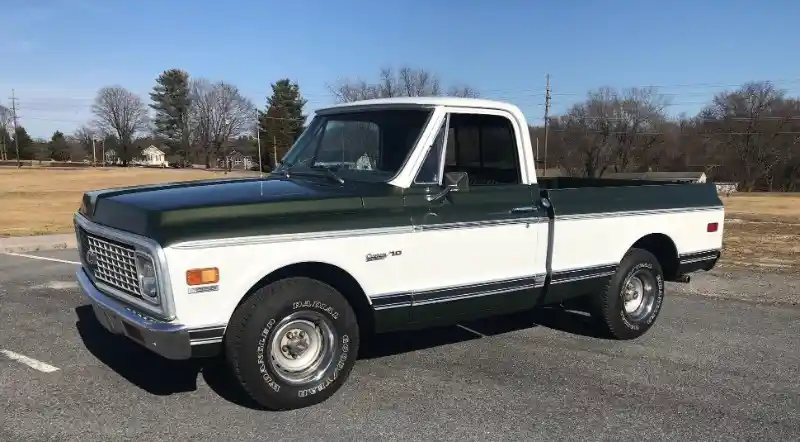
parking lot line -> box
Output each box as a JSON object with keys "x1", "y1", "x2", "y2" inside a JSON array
[
  {"x1": 1, "y1": 252, "x2": 80, "y2": 265},
  {"x1": 456, "y1": 324, "x2": 486, "y2": 337},
  {"x1": 0, "y1": 349, "x2": 60, "y2": 373}
]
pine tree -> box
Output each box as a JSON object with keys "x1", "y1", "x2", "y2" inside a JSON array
[
  {"x1": 48, "y1": 130, "x2": 70, "y2": 161},
  {"x1": 149, "y1": 68, "x2": 192, "y2": 161},
  {"x1": 258, "y1": 79, "x2": 307, "y2": 167},
  {"x1": 12, "y1": 126, "x2": 34, "y2": 160}
]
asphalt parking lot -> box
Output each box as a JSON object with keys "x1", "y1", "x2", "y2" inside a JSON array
[{"x1": 1, "y1": 250, "x2": 799, "y2": 441}]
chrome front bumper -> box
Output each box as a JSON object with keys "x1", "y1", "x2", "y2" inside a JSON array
[{"x1": 77, "y1": 268, "x2": 222, "y2": 360}]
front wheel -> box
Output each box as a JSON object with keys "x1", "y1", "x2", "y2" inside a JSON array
[
  {"x1": 593, "y1": 248, "x2": 665, "y2": 340},
  {"x1": 224, "y1": 277, "x2": 360, "y2": 410}
]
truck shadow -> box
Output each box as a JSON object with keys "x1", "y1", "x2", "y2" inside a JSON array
[
  {"x1": 359, "y1": 304, "x2": 610, "y2": 359},
  {"x1": 74, "y1": 303, "x2": 607, "y2": 410}
]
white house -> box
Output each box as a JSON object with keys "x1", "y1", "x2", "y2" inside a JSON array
[{"x1": 140, "y1": 145, "x2": 168, "y2": 167}]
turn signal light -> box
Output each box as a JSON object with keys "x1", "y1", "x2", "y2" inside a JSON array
[
  {"x1": 186, "y1": 267, "x2": 219, "y2": 286},
  {"x1": 707, "y1": 222, "x2": 719, "y2": 233}
]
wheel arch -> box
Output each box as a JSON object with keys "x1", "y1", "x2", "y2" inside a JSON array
[
  {"x1": 232, "y1": 261, "x2": 375, "y2": 338},
  {"x1": 627, "y1": 233, "x2": 680, "y2": 281}
]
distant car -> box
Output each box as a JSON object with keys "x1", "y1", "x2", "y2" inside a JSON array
[{"x1": 73, "y1": 97, "x2": 725, "y2": 411}]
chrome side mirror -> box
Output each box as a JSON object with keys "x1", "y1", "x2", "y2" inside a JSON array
[{"x1": 425, "y1": 171, "x2": 469, "y2": 202}]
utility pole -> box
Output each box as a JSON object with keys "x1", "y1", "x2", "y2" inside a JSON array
[
  {"x1": 543, "y1": 74, "x2": 551, "y2": 173},
  {"x1": 10, "y1": 89, "x2": 20, "y2": 168},
  {"x1": 272, "y1": 135, "x2": 277, "y2": 168},
  {"x1": 92, "y1": 138, "x2": 97, "y2": 166},
  {"x1": 255, "y1": 109, "x2": 263, "y2": 177}
]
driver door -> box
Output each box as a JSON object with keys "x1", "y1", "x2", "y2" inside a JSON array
[{"x1": 404, "y1": 109, "x2": 547, "y2": 325}]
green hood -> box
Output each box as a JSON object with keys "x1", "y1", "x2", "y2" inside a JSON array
[{"x1": 79, "y1": 175, "x2": 406, "y2": 246}]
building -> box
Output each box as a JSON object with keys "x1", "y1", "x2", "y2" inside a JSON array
[
  {"x1": 138, "y1": 145, "x2": 168, "y2": 167},
  {"x1": 715, "y1": 182, "x2": 739, "y2": 196},
  {"x1": 220, "y1": 150, "x2": 254, "y2": 170}
]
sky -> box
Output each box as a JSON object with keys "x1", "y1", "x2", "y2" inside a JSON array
[{"x1": 1, "y1": 0, "x2": 799, "y2": 139}]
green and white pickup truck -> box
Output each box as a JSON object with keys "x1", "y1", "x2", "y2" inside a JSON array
[{"x1": 74, "y1": 97, "x2": 724, "y2": 410}]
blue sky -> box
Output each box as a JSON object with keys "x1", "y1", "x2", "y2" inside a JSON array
[{"x1": 1, "y1": 0, "x2": 798, "y2": 138}]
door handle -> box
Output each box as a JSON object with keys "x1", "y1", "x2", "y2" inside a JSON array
[{"x1": 510, "y1": 206, "x2": 537, "y2": 213}]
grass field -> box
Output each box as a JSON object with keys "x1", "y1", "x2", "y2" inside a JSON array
[
  {"x1": 719, "y1": 194, "x2": 800, "y2": 273},
  {"x1": 1, "y1": 168, "x2": 797, "y2": 273},
  {"x1": 0, "y1": 168, "x2": 257, "y2": 237}
]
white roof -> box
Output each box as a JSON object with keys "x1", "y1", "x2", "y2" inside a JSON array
[
  {"x1": 143, "y1": 145, "x2": 164, "y2": 154},
  {"x1": 316, "y1": 96, "x2": 524, "y2": 115}
]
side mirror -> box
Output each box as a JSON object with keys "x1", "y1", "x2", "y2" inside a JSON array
[
  {"x1": 426, "y1": 171, "x2": 469, "y2": 202},
  {"x1": 444, "y1": 171, "x2": 469, "y2": 192}
]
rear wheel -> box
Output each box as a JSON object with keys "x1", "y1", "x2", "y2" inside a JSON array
[
  {"x1": 593, "y1": 248, "x2": 665, "y2": 339},
  {"x1": 224, "y1": 277, "x2": 360, "y2": 410}
]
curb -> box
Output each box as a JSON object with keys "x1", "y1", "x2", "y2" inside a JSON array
[{"x1": 0, "y1": 234, "x2": 78, "y2": 254}]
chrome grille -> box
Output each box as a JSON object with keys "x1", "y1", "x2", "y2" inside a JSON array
[{"x1": 84, "y1": 232, "x2": 142, "y2": 298}]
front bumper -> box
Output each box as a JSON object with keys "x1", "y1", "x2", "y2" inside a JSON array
[{"x1": 77, "y1": 268, "x2": 223, "y2": 360}]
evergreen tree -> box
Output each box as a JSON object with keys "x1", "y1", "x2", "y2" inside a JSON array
[
  {"x1": 48, "y1": 130, "x2": 70, "y2": 161},
  {"x1": 149, "y1": 68, "x2": 192, "y2": 160},
  {"x1": 258, "y1": 79, "x2": 307, "y2": 167},
  {"x1": 12, "y1": 126, "x2": 34, "y2": 160}
]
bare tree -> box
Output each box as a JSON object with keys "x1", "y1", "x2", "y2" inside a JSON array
[
  {"x1": 72, "y1": 125, "x2": 99, "y2": 161},
  {"x1": 698, "y1": 81, "x2": 794, "y2": 190},
  {"x1": 549, "y1": 86, "x2": 669, "y2": 177},
  {"x1": 0, "y1": 104, "x2": 11, "y2": 160},
  {"x1": 91, "y1": 86, "x2": 149, "y2": 166},
  {"x1": 189, "y1": 79, "x2": 255, "y2": 168},
  {"x1": 0, "y1": 104, "x2": 12, "y2": 130},
  {"x1": 327, "y1": 65, "x2": 480, "y2": 103}
]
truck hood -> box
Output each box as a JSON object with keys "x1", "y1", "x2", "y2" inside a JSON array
[{"x1": 79, "y1": 175, "x2": 399, "y2": 246}]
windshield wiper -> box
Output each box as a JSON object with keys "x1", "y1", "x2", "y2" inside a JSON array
[{"x1": 310, "y1": 165, "x2": 345, "y2": 184}]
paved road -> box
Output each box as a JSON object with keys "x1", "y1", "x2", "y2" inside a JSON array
[{"x1": 1, "y1": 250, "x2": 799, "y2": 441}]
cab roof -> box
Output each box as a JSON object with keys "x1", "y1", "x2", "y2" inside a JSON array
[{"x1": 315, "y1": 96, "x2": 524, "y2": 116}]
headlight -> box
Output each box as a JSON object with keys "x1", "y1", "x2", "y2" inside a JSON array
[{"x1": 135, "y1": 253, "x2": 159, "y2": 303}]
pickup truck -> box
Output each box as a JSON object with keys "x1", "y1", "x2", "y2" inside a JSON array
[{"x1": 73, "y1": 97, "x2": 725, "y2": 410}]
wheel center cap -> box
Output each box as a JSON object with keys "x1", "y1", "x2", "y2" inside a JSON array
[{"x1": 282, "y1": 330, "x2": 311, "y2": 359}]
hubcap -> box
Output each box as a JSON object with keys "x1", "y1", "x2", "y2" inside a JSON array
[
  {"x1": 268, "y1": 311, "x2": 336, "y2": 385},
  {"x1": 621, "y1": 270, "x2": 657, "y2": 321}
]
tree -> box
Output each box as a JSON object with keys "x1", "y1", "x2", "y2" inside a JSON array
[
  {"x1": 541, "y1": 86, "x2": 669, "y2": 177},
  {"x1": 12, "y1": 126, "x2": 34, "y2": 160},
  {"x1": 258, "y1": 78, "x2": 307, "y2": 167},
  {"x1": 697, "y1": 81, "x2": 796, "y2": 191},
  {"x1": 0, "y1": 104, "x2": 12, "y2": 161},
  {"x1": 327, "y1": 65, "x2": 479, "y2": 103},
  {"x1": 0, "y1": 127, "x2": 9, "y2": 161},
  {"x1": 149, "y1": 68, "x2": 192, "y2": 161},
  {"x1": 189, "y1": 79, "x2": 255, "y2": 168},
  {"x1": 48, "y1": 130, "x2": 70, "y2": 161},
  {"x1": 91, "y1": 86, "x2": 149, "y2": 166},
  {"x1": 73, "y1": 125, "x2": 99, "y2": 163}
]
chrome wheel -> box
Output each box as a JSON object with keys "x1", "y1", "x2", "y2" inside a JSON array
[
  {"x1": 621, "y1": 269, "x2": 657, "y2": 322},
  {"x1": 268, "y1": 311, "x2": 336, "y2": 385}
]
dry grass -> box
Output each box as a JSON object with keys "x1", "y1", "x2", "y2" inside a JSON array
[
  {"x1": 719, "y1": 220, "x2": 800, "y2": 274},
  {"x1": 721, "y1": 193, "x2": 800, "y2": 224},
  {"x1": 1, "y1": 169, "x2": 797, "y2": 273},
  {"x1": 0, "y1": 168, "x2": 257, "y2": 237},
  {"x1": 719, "y1": 193, "x2": 800, "y2": 274}
]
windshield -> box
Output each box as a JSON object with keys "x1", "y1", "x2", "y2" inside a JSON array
[{"x1": 276, "y1": 108, "x2": 433, "y2": 182}]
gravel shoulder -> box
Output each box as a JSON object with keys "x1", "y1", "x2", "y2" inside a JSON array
[{"x1": 669, "y1": 266, "x2": 799, "y2": 306}]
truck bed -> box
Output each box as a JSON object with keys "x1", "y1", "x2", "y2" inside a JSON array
[{"x1": 538, "y1": 176, "x2": 700, "y2": 189}]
